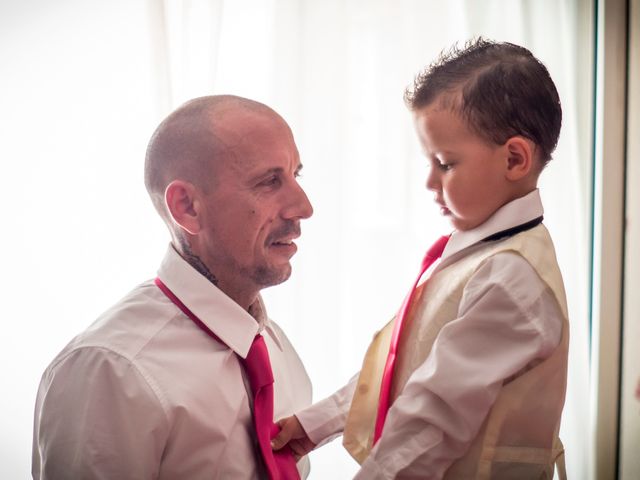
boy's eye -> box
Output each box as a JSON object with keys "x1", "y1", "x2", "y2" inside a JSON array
[
  {"x1": 428, "y1": 156, "x2": 453, "y2": 172},
  {"x1": 437, "y1": 161, "x2": 453, "y2": 172}
]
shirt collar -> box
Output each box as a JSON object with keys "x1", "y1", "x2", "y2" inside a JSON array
[
  {"x1": 156, "y1": 245, "x2": 284, "y2": 358},
  {"x1": 441, "y1": 189, "x2": 544, "y2": 261}
]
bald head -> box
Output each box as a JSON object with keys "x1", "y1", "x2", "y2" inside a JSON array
[{"x1": 144, "y1": 95, "x2": 280, "y2": 221}]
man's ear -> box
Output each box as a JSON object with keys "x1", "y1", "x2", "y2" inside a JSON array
[
  {"x1": 165, "y1": 180, "x2": 202, "y2": 235},
  {"x1": 504, "y1": 136, "x2": 535, "y2": 181}
]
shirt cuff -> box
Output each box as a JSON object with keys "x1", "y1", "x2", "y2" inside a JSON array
[
  {"x1": 295, "y1": 395, "x2": 346, "y2": 446},
  {"x1": 295, "y1": 376, "x2": 357, "y2": 446}
]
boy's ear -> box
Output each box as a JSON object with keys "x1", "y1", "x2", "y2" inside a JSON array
[
  {"x1": 165, "y1": 180, "x2": 202, "y2": 235},
  {"x1": 504, "y1": 136, "x2": 535, "y2": 181}
]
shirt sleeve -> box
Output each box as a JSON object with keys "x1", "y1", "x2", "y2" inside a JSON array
[
  {"x1": 295, "y1": 373, "x2": 359, "y2": 446},
  {"x1": 354, "y1": 252, "x2": 564, "y2": 479},
  {"x1": 33, "y1": 346, "x2": 169, "y2": 480}
]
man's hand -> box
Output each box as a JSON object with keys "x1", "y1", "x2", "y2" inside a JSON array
[{"x1": 271, "y1": 415, "x2": 316, "y2": 459}]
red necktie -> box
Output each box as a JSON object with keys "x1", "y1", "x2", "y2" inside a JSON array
[
  {"x1": 242, "y1": 335, "x2": 300, "y2": 480},
  {"x1": 154, "y1": 278, "x2": 300, "y2": 480},
  {"x1": 373, "y1": 235, "x2": 450, "y2": 443}
]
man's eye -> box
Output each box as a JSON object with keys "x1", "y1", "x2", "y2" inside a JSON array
[
  {"x1": 438, "y1": 162, "x2": 452, "y2": 171},
  {"x1": 259, "y1": 176, "x2": 280, "y2": 187}
]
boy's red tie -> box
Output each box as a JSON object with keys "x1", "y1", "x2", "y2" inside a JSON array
[{"x1": 373, "y1": 235, "x2": 450, "y2": 443}]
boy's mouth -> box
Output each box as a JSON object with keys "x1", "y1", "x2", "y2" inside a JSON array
[{"x1": 435, "y1": 200, "x2": 451, "y2": 216}]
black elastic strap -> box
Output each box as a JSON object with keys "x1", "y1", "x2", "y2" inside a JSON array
[{"x1": 481, "y1": 216, "x2": 544, "y2": 243}]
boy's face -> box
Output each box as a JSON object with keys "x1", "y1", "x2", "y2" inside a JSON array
[{"x1": 414, "y1": 104, "x2": 514, "y2": 231}]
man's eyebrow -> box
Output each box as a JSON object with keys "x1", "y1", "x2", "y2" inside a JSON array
[
  {"x1": 250, "y1": 165, "x2": 303, "y2": 181},
  {"x1": 263, "y1": 167, "x2": 284, "y2": 175}
]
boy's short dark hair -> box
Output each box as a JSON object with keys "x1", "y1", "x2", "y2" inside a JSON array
[{"x1": 405, "y1": 38, "x2": 562, "y2": 164}]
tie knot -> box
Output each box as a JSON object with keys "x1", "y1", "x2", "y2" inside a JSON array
[
  {"x1": 243, "y1": 335, "x2": 274, "y2": 391},
  {"x1": 421, "y1": 234, "x2": 450, "y2": 270}
]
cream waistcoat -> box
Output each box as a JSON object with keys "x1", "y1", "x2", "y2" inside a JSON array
[{"x1": 343, "y1": 225, "x2": 568, "y2": 479}]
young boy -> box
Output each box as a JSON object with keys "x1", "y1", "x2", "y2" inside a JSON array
[{"x1": 273, "y1": 38, "x2": 568, "y2": 479}]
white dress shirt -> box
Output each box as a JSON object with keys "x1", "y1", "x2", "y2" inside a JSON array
[
  {"x1": 296, "y1": 190, "x2": 564, "y2": 479},
  {"x1": 33, "y1": 245, "x2": 312, "y2": 480}
]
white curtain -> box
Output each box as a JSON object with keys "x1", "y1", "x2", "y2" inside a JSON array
[{"x1": 0, "y1": 1, "x2": 591, "y2": 478}]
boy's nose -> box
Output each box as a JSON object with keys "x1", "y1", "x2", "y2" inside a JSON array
[{"x1": 425, "y1": 168, "x2": 440, "y2": 192}]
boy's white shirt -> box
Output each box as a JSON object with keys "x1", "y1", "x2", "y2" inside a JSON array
[{"x1": 295, "y1": 189, "x2": 564, "y2": 479}]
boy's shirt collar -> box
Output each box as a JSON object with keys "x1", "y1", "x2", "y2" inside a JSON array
[{"x1": 441, "y1": 189, "x2": 544, "y2": 261}]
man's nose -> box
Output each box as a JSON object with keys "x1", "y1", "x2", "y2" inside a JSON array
[{"x1": 282, "y1": 181, "x2": 313, "y2": 220}]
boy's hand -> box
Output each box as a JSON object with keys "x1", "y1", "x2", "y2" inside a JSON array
[{"x1": 271, "y1": 415, "x2": 316, "y2": 459}]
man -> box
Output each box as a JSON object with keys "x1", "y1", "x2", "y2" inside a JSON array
[{"x1": 32, "y1": 95, "x2": 314, "y2": 479}]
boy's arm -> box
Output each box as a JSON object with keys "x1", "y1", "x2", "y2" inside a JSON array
[
  {"x1": 354, "y1": 252, "x2": 563, "y2": 479},
  {"x1": 273, "y1": 373, "x2": 358, "y2": 451}
]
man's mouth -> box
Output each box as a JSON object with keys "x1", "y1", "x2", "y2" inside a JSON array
[
  {"x1": 267, "y1": 222, "x2": 301, "y2": 247},
  {"x1": 272, "y1": 239, "x2": 295, "y2": 246},
  {"x1": 268, "y1": 238, "x2": 298, "y2": 257},
  {"x1": 266, "y1": 224, "x2": 301, "y2": 257}
]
